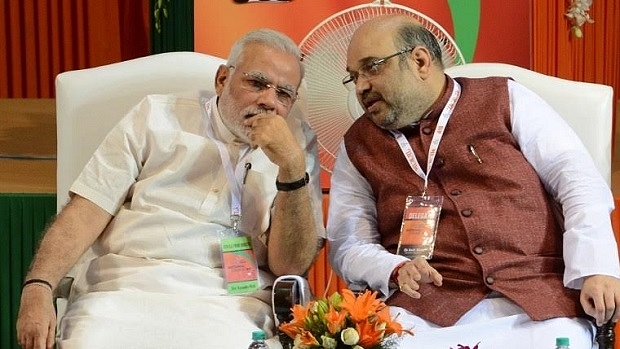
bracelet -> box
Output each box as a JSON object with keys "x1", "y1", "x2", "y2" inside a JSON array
[
  {"x1": 275, "y1": 172, "x2": 309, "y2": 192},
  {"x1": 390, "y1": 262, "x2": 408, "y2": 285},
  {"x1": 22, "y1": 278, "x2": 53, "y2": 291}
]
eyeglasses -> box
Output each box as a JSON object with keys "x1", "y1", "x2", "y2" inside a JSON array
[
  {"x1": 342, "y1": 47, "x2": 415, "y2": 89},
  {"x1": 229, "y1": 66, "x2": 297, "y2": 108}
]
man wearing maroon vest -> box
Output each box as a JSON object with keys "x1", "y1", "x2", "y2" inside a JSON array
[{"x1": 327, "y1": 14, "x2": 620, "y2": 348}]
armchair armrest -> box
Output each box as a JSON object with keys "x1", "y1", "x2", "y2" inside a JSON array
[
  {"x1": 272, "y1": 275, "x2": 314, "y2": 349},
  {"x1": 596, "y1": 321, "x2": 615, "y2": 349},
  {"x1": 53, "y1": 276, "x2": 74, "y2": 301}
]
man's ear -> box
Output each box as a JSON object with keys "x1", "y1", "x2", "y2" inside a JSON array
[
  {"x1": 411, "y1": 47, "x2": 433, "y2": 79},
  {"x1": 214, "y1": 64, "x2": 230, "y2": 94}
]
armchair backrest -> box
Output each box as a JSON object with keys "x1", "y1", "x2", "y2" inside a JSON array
[
  {"x1": 55, "y1": 52, "x2": 227, "y2": 211},
  {"x1": 445, "y1": 63, "x2": 614, "y2": 186}
]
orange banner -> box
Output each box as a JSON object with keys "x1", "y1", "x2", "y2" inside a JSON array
[{"x1": 194, "y1": 0, "x2": 530, "y2": 68}]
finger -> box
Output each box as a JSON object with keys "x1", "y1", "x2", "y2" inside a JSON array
[
  {"x1": 411, "y1": 258, "x2": 442, "y2": 285},
  {"x1": 403, "y1": 264, "x2": 422, "y2": 282},
  {"x1": 35, "y1": 331, "x2": 48, "y2": 349},
  {"x1": 17, "y1": 325, "x2": 33, "y2": 349},
  {"x1": 613, "y1": 293, "x2": 620, "y2": 322},
  {"x1": 428, "y1": 267, "x2": 443, "y2": 286},
  {"x1": 580, "y1": 293, "x2": 597, "y2": 321},
  {"x1": 580, "y1": 292, "x2": 598, "y2": 320},
  {"x1": 21, "y1": 337, "x2": 31, "y2": 349},
  {"x1": 46, "y1": 320, "x2": 56, "y2": 349},
  {"x1": 16, "y1": 334, "x2": 24, "y2": 349},
  {"x1": 244, "y1": 112, "x2": 277, "y2": 126},
  {"x1": 399, "y1": 283, "x2": 421, "y2": 299},
  {"x1": 584, "y1": 293, "x2": 606, "y2": 326},
  {"x1": 601, "y1": 291, "x2": 618, "y2": 323},
  {"x1": 407, "y1": 257, "x2": 428, "y2": 281}
]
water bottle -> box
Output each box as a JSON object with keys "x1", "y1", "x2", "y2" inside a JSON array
[
  {"x1": 248, "y1": 330, "x2": 268, "y2": 349},
  {"x1": 555, "y1": 337, "x2": 570, "y2": 349}
]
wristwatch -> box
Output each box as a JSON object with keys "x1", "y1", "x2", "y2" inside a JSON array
[{"x1": 275, "y1": 172, "x2": 309, "y2": 191}]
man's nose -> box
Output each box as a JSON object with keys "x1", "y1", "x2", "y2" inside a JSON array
[
  {"x1": 256, "y1": 87, "x2": 279, "y2": 109},
  {"x1": 355, "y1": 76, "x2": 372, "y2": 94}
]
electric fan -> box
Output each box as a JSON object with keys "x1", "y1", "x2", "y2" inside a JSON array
[{"x1": 299, "y1": 0, "x2": 465, "y2": 172}]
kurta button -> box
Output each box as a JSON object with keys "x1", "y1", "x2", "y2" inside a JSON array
[
  {"x1": 485, "y1": 276, "x2": 494, "y2": 285},
  {"x1": 435, "y1": 158, "x2": 445, "y2": 167},
  {"x1": 422, "y1": 127, "x2": 432, "y2": 135},
  {"x1": 461, "y1": 209, "x2": 473, "y2": 217},
  {"x1": 450, "y1": 189, "x2": 462, "y2": 196},
  {"x1": 473, "y1": 246, "x2": 483, "y2": 254}
]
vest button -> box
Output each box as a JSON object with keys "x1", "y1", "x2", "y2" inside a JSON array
[
  {"x1": 461, "y1": 209, "x2": 473, "y2": 217},
  {"x1": 450, "y1": 189, "x2": 462, "y2": 196},
  {"x1": 422, "y1": 127, "x2": 433, "y2": 135},
  {"x1": 485, "y1": 276, "x2": 495, "y2": 285},
  {"x1": 473, "y1": 246, "x2": 483, "y2": 254},
  {"x1": 434, "y1": 158, "x2": 445, "y2": 167}
]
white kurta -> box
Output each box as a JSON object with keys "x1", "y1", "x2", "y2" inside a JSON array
[
  {"x1": 58, "y1": 91, "x2": 324, "y2": 349},
  {"x1": 327, "y1": 80, "x2": 620, "y2": 348}
]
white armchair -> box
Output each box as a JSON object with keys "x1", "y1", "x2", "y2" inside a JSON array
[
  {"x1": 56, "y1": 52, "x2": 227, "y2": 210},
  {"x1": 54, "y1": 51, "x2": 313, "y2": 348},
  {"x1": 445, "y1": 62, "x2": 616, "y2": 349},
  {"x1": 445, "y1": 63, "x2": 613, "y2": 186}
]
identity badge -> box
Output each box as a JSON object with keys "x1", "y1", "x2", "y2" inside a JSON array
[
  {"x1": 397, "y1": 195, "x2": 443, "y2": 259},
  {"x1": 221, "y1": 236, "x2": 259, "y2": 294}
]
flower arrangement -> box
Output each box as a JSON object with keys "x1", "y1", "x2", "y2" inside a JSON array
[
  {"x1": 565, "y1": 0, "x2": 594, "y2": 38},
  {"x1": 278, "y1": 289, "x2": 412, "y2": 349}
]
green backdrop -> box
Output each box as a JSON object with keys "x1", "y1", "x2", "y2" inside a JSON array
[{"x1": 0, "y1": 194, "x2": 56, "y2": 349}]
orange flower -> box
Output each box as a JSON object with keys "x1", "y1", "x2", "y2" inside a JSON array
[
  {"x1": 279, "y1": 320, "x2": 303, "y2": 339},
  {"x1": 324, "y1": 304, "x2": 347, "y2": 334},
  {"x1": 298, "y1": 330, "x2": 320, "y2": 346},
  {"x1": 290, "y1": 303, "x2": 309, "y2": 324},
  {"x1": 279, "y1": 303, "x2": 309, "y2": 338},
  {"x1": 375, "y1": 306, "x2": 413, "y2": 336},
  {"x1": 355, "y1": 319, "x2": 384, "y2": 348},
  {"x1": 339, "y1": 289, "x2": 382, "y2": 323}
]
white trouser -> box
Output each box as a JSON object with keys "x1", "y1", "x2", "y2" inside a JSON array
[
  {"x1": 392, "y1": 297, "x2": 595, "y2": 349},
  {"x1": 58, "y1": 255, "x2": 277, "y2": 349}
]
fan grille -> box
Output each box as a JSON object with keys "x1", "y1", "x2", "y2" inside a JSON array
[{"x1": 300, "y1": 2, "x2": 465, "y2": 172}]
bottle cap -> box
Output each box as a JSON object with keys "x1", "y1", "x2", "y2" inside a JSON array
[
  {"x1": 556, "y1": 337, "x2": 569, "y2": 346},
  {"x1": 252, "y1": 330, "x2": 266, "y2": 341}
]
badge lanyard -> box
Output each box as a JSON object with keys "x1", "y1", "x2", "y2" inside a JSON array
[
  {"x1": 390, "y1": 80, "x2": 461, "y2": 196},
  {"x1": 202, "y1": 98, "x2": 249, "y2": 232}
]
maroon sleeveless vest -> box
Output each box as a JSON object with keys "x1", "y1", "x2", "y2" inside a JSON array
[{"x1": 343, "y1": 76, "x2": 583, "y2": 326}]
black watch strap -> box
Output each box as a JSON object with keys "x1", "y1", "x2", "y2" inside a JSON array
[{"x1": 276, "y1": 172, "x2": 309, "y2": 191}]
